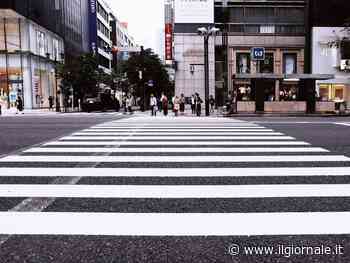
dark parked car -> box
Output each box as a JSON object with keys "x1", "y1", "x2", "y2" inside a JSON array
[{"x1": 82, "y1": 91, "x2": 120, "y2": 112}]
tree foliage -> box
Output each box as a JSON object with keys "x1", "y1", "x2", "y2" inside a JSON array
[
  {"x1": 57, "y1": 54, "x2": 109, "y2": 99},
  {"x1": 121, "y1": 49, "x2": 172, "y2": 98}
]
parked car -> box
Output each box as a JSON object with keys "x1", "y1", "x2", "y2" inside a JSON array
[{"x1": 82, "y1": 91, "x2": 120, "y2": 112}]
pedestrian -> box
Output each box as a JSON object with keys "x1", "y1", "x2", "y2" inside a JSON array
[
  {"x1": 180, "y1": 93, "x2": 185, "y2": 115},
  {"x1": 48, "y1": 96, "x2": 54, "y2": 111},
  {"x1": 161, "y1": 93, "x2": 169, "y2": 116},
  {"x1": 16, "y1": 96, "x2": 24, "y2": 114},
  {"x1": 173, "y1": 96, "x2": 180, "y2": 117},
  {"x1": 126, "y1": 95, "x2": 133, "y2": 114},
  {"x1": 150, "y1": 94, "x2": 158, "y2": 116},
  {"x1": 209, "y1": 95, "x2": 215, "y2": 113},
  {"x1": 195, "y1": 93, "x2": 203, "y2": 117},
  {"x1": 191, "y1": 94, "x2": 196, "y2": 115}
]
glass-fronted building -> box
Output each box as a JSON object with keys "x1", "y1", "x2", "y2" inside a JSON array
[{"x1": 0, "y1": 10, "x2": 65, "y2": 110}]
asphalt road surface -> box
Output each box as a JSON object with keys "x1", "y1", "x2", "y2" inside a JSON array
[{"x1": 0, "y1": 114, "x2": 350, "y2": 262}]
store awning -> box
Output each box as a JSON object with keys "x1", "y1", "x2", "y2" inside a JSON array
[{"x1": 233, "y1": 74, "x2": 335, "y2": 80}]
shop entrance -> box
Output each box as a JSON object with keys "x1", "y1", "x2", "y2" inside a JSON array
[{"x1": 254, "y1": 79, "x2": 275, "y2": 112}]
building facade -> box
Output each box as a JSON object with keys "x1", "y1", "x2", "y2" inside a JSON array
[
  {"x1": 308, "y1": 0, "x2": 350, "y2": 109},
  {"x1": 88, "y1": 0, "x2": 113, "y2": 74},
  {"x1": 0, "y1": 0, "x2": 90, "y2": 56},
  {"x1": 0, "y1": 9, "x2": 65, "y2": 110},
  {"x1": 171, "y1": 0, "x2": 337, "y2": 113}
]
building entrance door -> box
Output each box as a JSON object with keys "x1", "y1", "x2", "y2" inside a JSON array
[{"x1": 254, "y1": 79, "x2": 275, "y2": 112}]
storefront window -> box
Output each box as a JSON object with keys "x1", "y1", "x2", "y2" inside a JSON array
[
  {"x1": 236, "y1": 53, "x2": 250, "y2": 73},
  {"x1": 280, "y1": 84, "x2": 298, "y2": 101},
  {"x1": 237, "y1": 85, "x2": 253, "y2": 101},
  {"x1": 318, "y1": 84, "x2": 345, "y2": 102}
]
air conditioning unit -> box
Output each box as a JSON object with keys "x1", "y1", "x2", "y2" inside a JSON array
[{"x1": 340, "y1": 60, "x2": 350, "y2": 71}]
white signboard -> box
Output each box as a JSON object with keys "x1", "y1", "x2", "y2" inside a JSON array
[
  {"x1": 116, "y1": 46, "x2": 141, "y2": 53},
  {"x1": 175, "y1": 0, "x2": 214, "y2": 24}
]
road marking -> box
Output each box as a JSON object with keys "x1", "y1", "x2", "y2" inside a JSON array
[
  {"x1": 60, "y1": 136, "x2": 296, "y2": 141},
  {"x1": 75, "y1": 132, "x2": 280, "y2": 136},
  {"x1": 335, "y1": 123, "x2": 350, "y2": 127},
  {"x1": 24, "y1": 147, "x2": 329, "y2": 153},
  {"x1": 0, "y1": 212, "x2": 349, "y2": 235},
  {"x1": 89, "y1": 128, "x2": 266, "y2": 131},
  {"x1": 44, "y1": 141, "x2": 310, "y2": 146},
  {"x1": 1, "y1": 167, "x2": 350, "y2": 177},
  {"x1": 1, "y1": 155, "x2": 348, "y2": 163},
  {"x1": 1, "y1": 184, "x2": 350, "y2": 198}
]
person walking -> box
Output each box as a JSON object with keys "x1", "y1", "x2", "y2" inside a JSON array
[
  {"x1": 126, "y1": 95, "x2": 134, "y2": 114},
  {"x1": 180, "y1": 94, "x2": 185, "y2": 115},
  {"x1": 173, "y1": 96, "x2": 180, "y2": 117},
  {"x1": 150, "y1": 94, "x2": 158, "y2": 116},
  {"x1": 48, "y1": 96, "x2": 54, "y2": 111},
  {"x1": 209, "y1": 95, "x2": 215, "y2": 114},
  {"x1": 195, "y1": 93, "x2": 203, "y2": 117},
  {"x1": 161, "y1": 93, "x2": 169, "y2": 116},
  {"x1": 16, "y1": 96, "x2": 24, "y2": 114},
  {"x1": 191, "y1": 94, "x2": 196, "y2": 115}
]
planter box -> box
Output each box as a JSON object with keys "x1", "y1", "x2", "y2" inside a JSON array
[
  {"x1": 238, "y1": 101, "x2": 256, "y2": 112},
  {"x1": 316, "y1": 102, "x2": 335, "y2": 112},
  {"x1": 264, "y1": 101, "x2": 306, "y2": 113}
]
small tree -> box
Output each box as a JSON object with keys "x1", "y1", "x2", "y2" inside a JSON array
[{"x1": 57, "y1": 54, "x2": 103, "y2": 100}]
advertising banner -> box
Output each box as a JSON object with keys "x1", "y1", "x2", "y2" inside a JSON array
[
  {"x1": 174, "y1": 0, "x2": 214, "y2": 24},
  {"x1": 89, "y1": 0, "x2": 98, "y2": 54},
  {"x1": 165, "y1": 23, "x2": 173, "y2": 61}
]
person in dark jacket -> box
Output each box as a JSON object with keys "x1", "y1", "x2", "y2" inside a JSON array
[{"x1": 16, "y1": 96, "x2": 24, "y2": 114}]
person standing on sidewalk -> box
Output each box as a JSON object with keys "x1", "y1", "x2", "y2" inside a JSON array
[
  {"x1": 209, "y1": 95, "x2": 215, "y2": 114},
  {"x1": 180, "y1": 94, "x2": 185, "y2": 115},
  {"x1": 48, "y1": 96, "x2": 54, "y2": 111},
  {"x1": 191, "y1": 94, "x2": 196, "y2": 115},
  {"x1": 150, "y1": 94, "x2": 158, "y2": 116},
  {"x1": 16, "y1": 96, "x2": 24, "y2": 114},
  {"x1": 161, "y1": 93, "x2": 169, "y2": 116},
  {"x1": 173, "y1": 96, "x2": 180, "y2": 117},
  {"x1": 195, "y1": 93, "x2": 203, "y2": 117}
]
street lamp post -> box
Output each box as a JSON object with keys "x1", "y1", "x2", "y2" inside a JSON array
[{"x1": 197, "y1": 26, "x2": 220, "y2": 116}]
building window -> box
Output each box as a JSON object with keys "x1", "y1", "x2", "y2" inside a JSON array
[
  {"x1": 53, "y1": 39, "x2": 59, "y2": 61},
  {"x1": 259, "y1": 53, "x2": 274, "y2": 73},
  {"x1": 236, "y1": 53, "x2": 250, "y2": 73},
  {"x1": 260, "y1": 25, "x2": 275, "y2": 34},
  {"x1": 36, "y1": 31, "x2": 47, "y2": 57},
  {"x1": 283, "y1": 54, "x2": 297, "y2": 74}
]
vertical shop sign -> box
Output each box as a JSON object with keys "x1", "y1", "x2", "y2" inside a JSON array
[{"x1": 165, "y1": 23, "x2": 173, "y2": 61}]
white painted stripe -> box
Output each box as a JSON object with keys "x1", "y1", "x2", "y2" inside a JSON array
[
  {"x1": 1, "y1": 167, "x2": 350, "y2": 177},
  {"x1": 24, "y1": 147, "x2": 329, "y2": 153},
  {"x1": 1, "y1": 184, "x2": 349, "y2": 198},
  {"x1": 335, "y1": 123, "x2": 350, "y2": 127},
  {"x1": 75, "y1": 132, "x2": 281, "y2": 136},
  {"x1": 1, "y1": 155, "x2": 348, "y2": 163},
  {"x1": 44, "y1": 141, "x2": 310, "y2": 146},
  {"x1": 84, "y1": 129, "x2": 273, "y2": 133},
  {"x1": 61, "y1": 136, "x2": 295, "y2": 141},
  {"x1": 91, "y1": 127, "x2": 264, "y2": 130},
  {"x1": 0, "y1": 212, "x2": 349, "y2": 236}
]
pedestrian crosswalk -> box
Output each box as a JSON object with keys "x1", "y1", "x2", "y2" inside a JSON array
[{"x1": 0, "y1": 115, "x2": 350, "y2": 237}]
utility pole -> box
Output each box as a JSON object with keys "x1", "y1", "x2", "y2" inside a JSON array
[{"x1": 204, "y1": 35, "x2": 210, "y2": 116}]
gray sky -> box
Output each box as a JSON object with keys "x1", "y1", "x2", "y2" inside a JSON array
[{"x1": 106, "y1": 0, "x2": 164, "y2": 56}]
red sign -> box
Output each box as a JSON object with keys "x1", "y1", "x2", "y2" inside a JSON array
[{"x1": 165, "y1": 23, "x2": 173, "y2": 61}]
